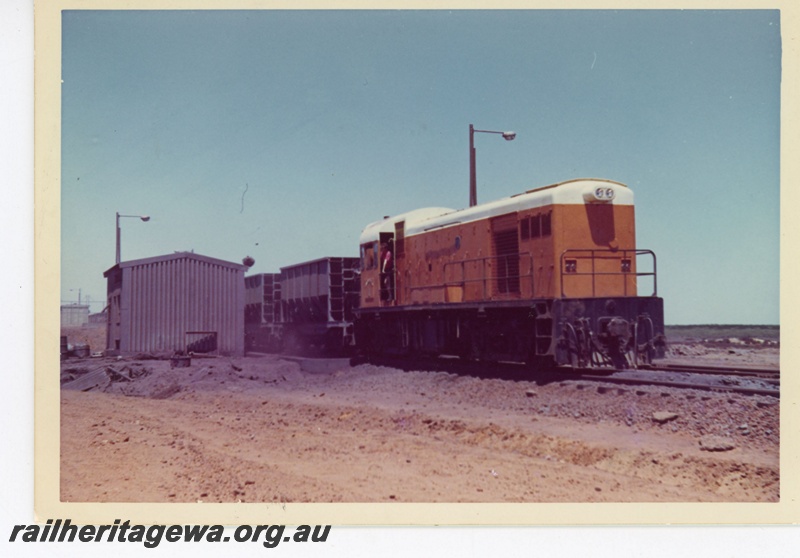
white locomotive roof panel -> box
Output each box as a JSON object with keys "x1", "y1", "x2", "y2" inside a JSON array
[
  {"x1": 359, "y1": 207, "x2": 456, "y2": 245},
  {"x1": 359, "y1": 178, "x2": 633, "y2": 243}
]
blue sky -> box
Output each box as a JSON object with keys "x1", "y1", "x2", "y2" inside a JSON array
[{"x1": 60, "y1": 9, "x2": 781, "y2": 324}]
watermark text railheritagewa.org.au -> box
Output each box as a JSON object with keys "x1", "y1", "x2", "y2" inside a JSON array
[{"x1": 9, "y1": 520, "x2": 331, "y2": 548}]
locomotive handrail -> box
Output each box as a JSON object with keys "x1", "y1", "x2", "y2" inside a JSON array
[
  {"x1": 438, "y1": 252, "x2": 534, "y2": 302},
  {"x1": 404, "y1": 253, "x2": 534, "y2": 303},
  {"x1": 559, "y1": 248, "x2": 657, "y2": 298}
]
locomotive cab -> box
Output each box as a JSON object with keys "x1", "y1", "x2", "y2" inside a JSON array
[{"x1": 359, "y1": 207, "x2": 454, "y2": 309}]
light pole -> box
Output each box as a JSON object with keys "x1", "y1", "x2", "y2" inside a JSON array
[
  {"x1": 68, "y1": 288, "x2": 81, "y2": 304},
  {"x1": 116, "y1": 212, "x2": 151, "y2": 264},
  {"x1": 469, "y1": 124, "x2": 516, "y2": 207}
]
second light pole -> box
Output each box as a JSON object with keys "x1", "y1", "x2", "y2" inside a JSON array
[
  {"x1": 469, "y1": 124, "x2": 516, "y2": 207},
  {"x1": 116, "y1": 212, "x2": 151, "y2": 264}
]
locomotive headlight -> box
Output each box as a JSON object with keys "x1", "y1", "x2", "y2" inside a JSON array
[{"x1": 585, "y1": 185, "x2": 616, "y2": 203}]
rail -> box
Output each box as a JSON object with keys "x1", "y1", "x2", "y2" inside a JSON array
[{"x1": 559, "y1": 248, "x2": 657, "y2": 298}]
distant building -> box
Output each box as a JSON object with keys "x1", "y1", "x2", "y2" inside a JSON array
[
  {"x1": 88, "y1": 308, "x2": 108, "y2": 326},
  {"x1": 103, "y1": 252, "x2": 246, "y2": 356},
  {"x1": 60, "y1": 304, "x2": 89, "y2": 327}
]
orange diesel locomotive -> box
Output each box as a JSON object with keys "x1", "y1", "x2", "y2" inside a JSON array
[{"x1": 355, "y1": 178, "x2": 665, "y2": 369}]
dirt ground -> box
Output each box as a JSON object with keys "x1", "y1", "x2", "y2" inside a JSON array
[{"x1": 59, "y1": 334, "x2": 780, "y2": 504}]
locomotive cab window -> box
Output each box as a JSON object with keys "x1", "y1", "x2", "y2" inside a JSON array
[
  {"x1": 521, "y1": 211, "x2": 552, "y2": 240},
  {"x1": 361, "y1": 243, "x2": 377, "y2": 270},
  {"x1": 541, "y1": 211, "x2": 552, "y2": 236}
]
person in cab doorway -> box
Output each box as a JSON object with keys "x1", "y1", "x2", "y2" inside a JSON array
[{"x1": 380, "y1": 241, "x2": 394, "y2": 301}]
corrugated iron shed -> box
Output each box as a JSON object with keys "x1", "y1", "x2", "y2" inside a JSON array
[{"x1": 103, "y1": 252, "x2": 245, "y2": 356}]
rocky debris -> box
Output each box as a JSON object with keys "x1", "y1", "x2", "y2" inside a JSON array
[
  {"x1": 699, "y1": 435, "x2": 736, "y2": 452},
  {"x1": 150, "y1": 383, "x2": 182, "y2": 400},
  {"x1": 62, "y1": 363, "x2": 154, "y2": 393},
  {"x1": 705, "y1": 337, "x2": 779, "y2": 348},
  {"x1": 131, "y1": 353, "x2": 165, "y2": 360},
  {"x1": 107, "y1": 364, "x2": 151, "y2": 382},
  {"x1": 59, "y1": 346, "x2": 779, "y2": 451},
  {"x1": 59, "y1": 334, "x2": 781, "y2": 504},
  {"x1": 652, "y1": 412, "x2": 679, "y2": 424},
  {"x1": 61, "y1": 366, "x2": 91, "y2": 385},
  {"x1": 170, "y1": 355, "x2": 192, "y2": 368},
  {"x1": 668, "y1": 344, "x2": 709, "y2": 357},
  {"x1": 62, "y1": 368, "x2": 111, "y2": 392},
  {"x1": 738, "y1": 424, "x2": 751, "y2": 436}
]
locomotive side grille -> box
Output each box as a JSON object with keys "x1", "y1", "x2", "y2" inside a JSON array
[{"x1": 491, "y1": 213, "x2": 520, "y2": 294}]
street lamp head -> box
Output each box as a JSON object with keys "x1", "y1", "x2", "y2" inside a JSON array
[
  {"x1": 140, "y1": 216, "x2": 151, "y2": 222},
  {"x1": 469, "y1": 124, "x2": 517, "y2": 207}
]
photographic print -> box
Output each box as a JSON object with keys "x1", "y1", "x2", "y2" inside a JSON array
[{"x1": 35, "y1": 1, "x2": 795, "y2": 526}]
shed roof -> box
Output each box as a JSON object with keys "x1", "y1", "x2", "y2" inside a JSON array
[{"x1": 104, "y1": 251, "x2": 247, "y2": 277}]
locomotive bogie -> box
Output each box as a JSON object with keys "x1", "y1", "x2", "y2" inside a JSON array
[{"x1": 355, "y1": 295, "x2": 665, "y2": 369}]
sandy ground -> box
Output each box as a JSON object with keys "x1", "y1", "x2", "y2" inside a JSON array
[{"x1": 59, "y1": 341, "x2": 779, "y2": 504}]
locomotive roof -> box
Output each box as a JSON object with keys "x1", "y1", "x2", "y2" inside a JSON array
[{"x1": 359, "y1": 178, "x2": 632, "y2": 244}]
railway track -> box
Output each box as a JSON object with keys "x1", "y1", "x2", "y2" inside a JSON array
[
  {"x1": 539, "y1": 361, "x2": 779, "y2": 398},
  {"x1": 643, "y1": 363, "x2": 779, "y2": 380},
  {"x1": 567, "y1": 370, "x2": 780, "y2": 398},
  {"x1": 354, "y1": 355, "x2": 781, "y2": 398}
]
